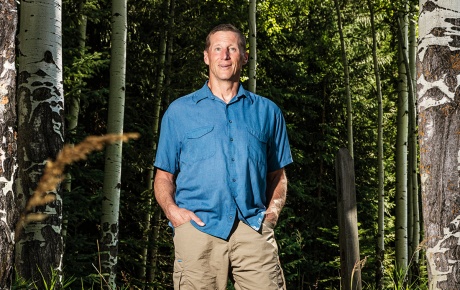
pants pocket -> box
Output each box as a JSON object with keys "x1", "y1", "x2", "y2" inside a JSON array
[
  {"x1": 173, "y1": 255, "x2": 187, "y2": 289},
  {"x1": 173, "y1": 269, "x2": 183, "y2": 289}
]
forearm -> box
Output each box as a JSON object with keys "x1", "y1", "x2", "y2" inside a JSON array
[
  {"x1": 265, "y1": 168, "x2": 288, "y2": 225},
  {"x1": 154, "y1": 168, "x2": 205, "y2": 227},
  {"x1": 154, "y1": 169, "x2": 178, "y2": 220}
]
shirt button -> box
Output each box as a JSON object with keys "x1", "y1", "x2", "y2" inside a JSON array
[
  {"x1": 231, "y1": 157, "x2": 235, "y2": 161},
  {"x1": 229, "y1": 120, "x2": 233, "y2": 123},
  {"x1": 229, "y1": 216, "x2": 233, "y2": 219},
  {"x1": 232, "y1": 178, "x2": 236, "y2": 182},
  {"x1": 230, "y1": 138, "x2": 234, "y2": 141}
]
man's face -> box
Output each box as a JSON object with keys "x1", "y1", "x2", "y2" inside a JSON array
[{"x1": 204, "y1": 31, "x2": 248, "y2": 83}]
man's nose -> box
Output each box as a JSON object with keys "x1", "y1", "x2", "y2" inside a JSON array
[{"x1": 222, "y1": 49, "x2": 230, "y2": 59}]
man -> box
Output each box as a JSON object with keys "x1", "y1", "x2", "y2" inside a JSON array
[{"x1": 154, "y1": 23, "x2": 293, "y2": 289}]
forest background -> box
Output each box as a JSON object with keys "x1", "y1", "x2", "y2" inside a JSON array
[{"x1": 1, "y1": 0, "x2": 439, "y2": 289}]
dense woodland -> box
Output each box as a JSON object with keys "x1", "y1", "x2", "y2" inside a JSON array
[
  {"x1": 3, "y1": 0, "x2": 459, "y2": 289},
  {"x1": 63, "y1": 0, "x2": 417, "y2": 288}
]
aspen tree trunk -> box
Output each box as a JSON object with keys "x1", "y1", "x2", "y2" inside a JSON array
[
  {"x1": 418, "y1": 1, "x2": 460, "y2": 289},
  {"x1": 333, "y1": 0, "x2": 353, "y2": 158},
  {"x1": 397, "y1": 6, "x2": 418, "y2": 281},
  {"x1": 0, "y1": 1, "x2": 18, "y2": 288},
  {"x1": 248, "y1": 0, "x2": 257, "y2": 93},
  {"x1": 144, "y1": 2, "x2": 168, "y2": 283},
  {"x1": 397, "y1": 7, "x2": 420, "y2": 282},
  {"x1": 64, "y1": 0, "x2": 86, "y2": 189},
  {"x1": 407, "y1": 4, "x2": 420, "y2": 278},
  {"x1": 100, "y1": 0, "x2": 127, "y2": 287},
  {"x1": 62, "y1": 0, "x2": 87, "y2": 241},
  {"x1": 163, "y1": 0, "x2": 175, "y2": 108},
  {"x1": 15, "y1": 0, "x2": 65, "y2": 288},
  {"x1": 366, "y1": 0, "x2": 384, "y2": 288},
  {"x1": 395, "y1": 9, "x2": 409, "y2": 275},
  {"x1": 143, "y1": 1, "x2": 175, "y2": 286}
]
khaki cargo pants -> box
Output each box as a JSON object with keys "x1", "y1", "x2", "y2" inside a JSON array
[{"x1": 173, "y1": 220, "x2": 286, "y2": 290}]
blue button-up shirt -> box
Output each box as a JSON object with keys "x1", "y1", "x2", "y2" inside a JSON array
[{"x1": 154, "y1": 82, "x2": 293, "y2": 239}]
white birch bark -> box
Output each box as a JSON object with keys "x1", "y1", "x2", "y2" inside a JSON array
[
  {"x1": 418, "y1": 1, "x2": 460, "y2": 289},
  {"x1": 100, "y1": 0, "x2": 127, "y2": 287},
  {"x1": 0, "y1": 1, "x2": 18, "y2": 288}
]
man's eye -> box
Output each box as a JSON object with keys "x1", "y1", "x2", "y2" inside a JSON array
[{"x1": 229, "y1": 48, "x2": 237, "y2": 52}]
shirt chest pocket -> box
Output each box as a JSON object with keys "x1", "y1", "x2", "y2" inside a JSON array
[
  {"x1": 247, "y1": 127, "x2": 269, "y2": 165},
  {"x1": 181, "y1": 126, "x2": 216, "y2": 163}
]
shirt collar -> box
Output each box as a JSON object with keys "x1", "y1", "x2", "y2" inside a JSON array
[{"x1": 192, "y1": 81, "x2": 254, "y2": 104}]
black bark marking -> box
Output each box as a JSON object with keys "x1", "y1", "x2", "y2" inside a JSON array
[
  {"x1": 32, "y1": 87, "x2": 52, "y2": 101},
  {"x1": 53, "y1": 86, "x2": 61, "y2": 97},
  {"x1": 18, "y1": 71, "x2": 31, "y2": 84},
  {"x1": 421, "y1": 45, "x2": 451, "y2": 82},
  {"x1": 422, "y1": 1, "x2": 460, "y2": 14},
  {"x1": 444, "y1": 73, "x2": 457, "y2": 92},
  {"x1": 421, "y1": 1, "x2": 438, "y2": 13},
  {"x1": 446, "y1": 18, "x2": 460, "y2": 26},
  {"x1": 449, "y1": 35, "x2": 460, "y2": 48},
  {"x1": 43, "y1": 50, "x2": 55, "y2": 64},
  {"x1": 35, "y1": 69, "x2": 47, "y2": 77},
  {"x1": 430, "y1": 27, "x2": 447, "y2": 37},
  {"x1": 26, "y1": 102, "x2": 64, "y2": 162}
]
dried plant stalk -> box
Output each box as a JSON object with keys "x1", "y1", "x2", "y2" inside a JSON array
[{"x1": 15, "y1": 133, "x2": 140, "y2": 241}]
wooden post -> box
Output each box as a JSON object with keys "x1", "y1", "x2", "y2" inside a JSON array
[{"x1": 336, "y1": 148, "x2": 362, "y2": 290}]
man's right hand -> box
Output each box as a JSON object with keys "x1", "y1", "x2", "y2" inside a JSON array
[
  {"x1": 166, "y1": 204, "x2": 206, "y2": 228},
  {"x1": 154, "y1": 168, "x2": 205, "y2": 228}
]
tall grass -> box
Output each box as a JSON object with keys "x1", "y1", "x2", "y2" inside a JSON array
[
  {"x1": 14, "y1": 133, "x2": 139, "y2": 241},
  {"x1": 12, "y1": 133, "x2": 139, "y2": 290}
]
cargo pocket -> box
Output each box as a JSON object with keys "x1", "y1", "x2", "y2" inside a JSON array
[
  {"x1": 173, "y1": 268, "x2": 184, "y2": 289},
  {"x1": 173, "y1": 252, "x2": 187, "y2": 289},
  {"x1": 181, "y1": 126, "x2": 215, "y2": 163}
]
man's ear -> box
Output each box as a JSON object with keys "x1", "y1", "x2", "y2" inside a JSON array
[
  {"x1": 204, "y1": 50, "x2": 209, "y2": 65},
  {"x1": 243, "y1": 51, "x2": 249, "y2": 64}
]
